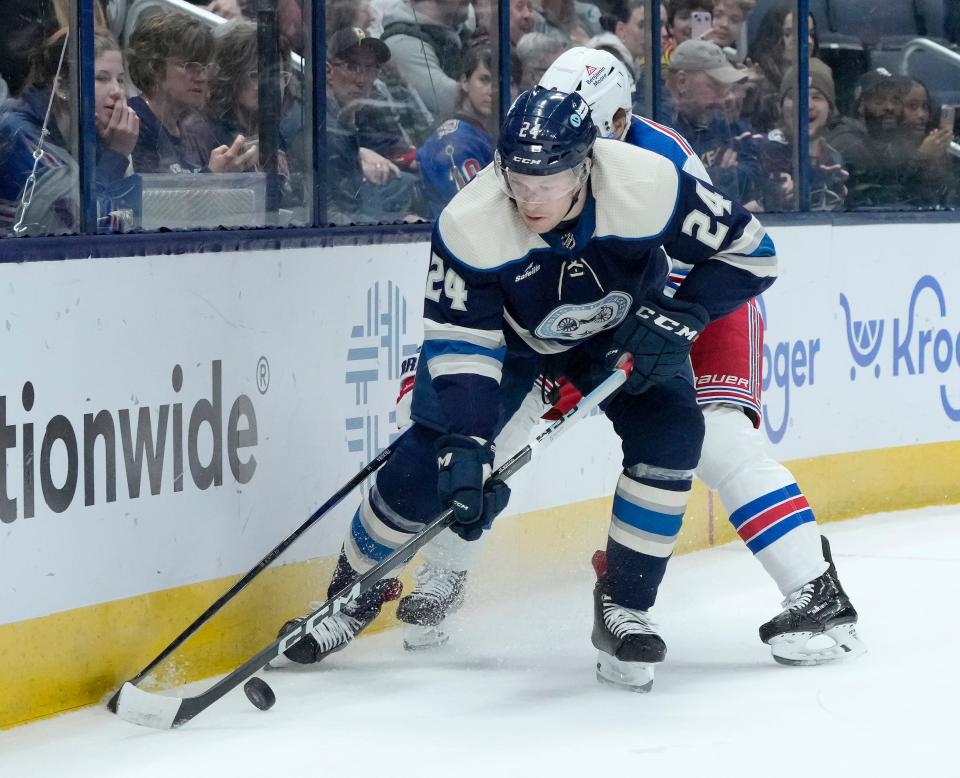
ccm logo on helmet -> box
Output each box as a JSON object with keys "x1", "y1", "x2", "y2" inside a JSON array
[
  {"x1": 512, "y1": 156, "x2": 543, "y2": 165},
  {"x1": 637, "y1": 306, "x2": 701, "y2": 341}
]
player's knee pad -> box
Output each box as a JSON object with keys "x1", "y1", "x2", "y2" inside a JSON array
[{"x1": 696, "y1": 404, "x2": 793, "y2": 495}]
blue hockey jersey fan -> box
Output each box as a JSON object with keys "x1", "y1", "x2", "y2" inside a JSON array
[{"x1": 417, "y1": 117, "x2": 493, "y2": 218}]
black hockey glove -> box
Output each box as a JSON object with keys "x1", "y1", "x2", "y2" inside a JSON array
[
  {"x1": 436, "y1": 434, "x2": 511, "y2": 541},
  {"x1": 605, "y1": 292, "x2": 709, "y2": 394}
]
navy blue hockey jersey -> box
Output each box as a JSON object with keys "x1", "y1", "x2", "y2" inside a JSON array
[
  {"x1": 417, "y1": 117, "x2": 494, "y2": 218},
  {"x1": 421, "y1": 139, "x2": 777, "y2": 440}
]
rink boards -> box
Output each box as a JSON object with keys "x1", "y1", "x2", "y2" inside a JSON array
[{"x1": 1, "y1": 222, "x2": 959, "y2": 727}]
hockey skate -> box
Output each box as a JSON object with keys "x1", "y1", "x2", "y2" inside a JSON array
[
  {"x1": 759, "y1": 536, "x2": 865, "y2": 666},
  {"x1": 590, "y1": 551, "x2": 666, "y2": 692},
  {"x1": 273, "y1": 553, "x2": 402, "y2": 666},
  {"x1": 396, "y1": 562, "x2": 468, "y2": 650}
]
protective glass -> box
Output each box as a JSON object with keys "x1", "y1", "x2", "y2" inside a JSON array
[{"x1": 495, "y1": 154, "x2": 590, "y2": 204}]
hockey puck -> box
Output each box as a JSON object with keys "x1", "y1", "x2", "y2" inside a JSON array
[{"x1": 244, "y1": 677, "x2": 276, "y2": 711}]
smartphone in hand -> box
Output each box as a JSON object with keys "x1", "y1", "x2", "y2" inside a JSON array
[
  {"x1": 691, "y1": 10, "x2": 712, "y2": 40},
  {"x1": 939, "y1": 105, "x2": 956, "y2": 135}
]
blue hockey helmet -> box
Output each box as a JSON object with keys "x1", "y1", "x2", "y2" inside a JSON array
[
  {"x1": 496, "y1": 86, "x2": 597, "y2": 176},
  {"x1": 495, "y1": 87, "x2": 597, "y2": 204}
]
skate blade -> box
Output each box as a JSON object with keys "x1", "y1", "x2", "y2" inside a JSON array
[
  {"x1": 769, "y1": 622, "x2": 867, "y2": 666},
  {"x1": 595, "y1": 651, "x2": 655, "y2": 693},
  {"x1": 403, "y1": 624, "x2": 450, "y2": 651}
]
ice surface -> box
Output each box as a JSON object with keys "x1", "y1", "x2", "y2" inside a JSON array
[{"x1": 2, "y1": 505, "x2": 958, "y2": 778}]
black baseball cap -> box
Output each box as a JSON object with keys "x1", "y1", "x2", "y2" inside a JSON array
[{"x1": 327, "y1": 27, "x2": 390, "y2": 64}]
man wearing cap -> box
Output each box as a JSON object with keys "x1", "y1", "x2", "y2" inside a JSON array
[
  {"x1": 664, "y1": 38, "x2": 761, "y2": 208},
  {"x1": 325, "y1": 27, "x2": 420, "y2": 224}
]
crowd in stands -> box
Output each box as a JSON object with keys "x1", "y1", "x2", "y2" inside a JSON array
[{"x1": 1, "y1": 0, "x2": 958, "y2": 236}]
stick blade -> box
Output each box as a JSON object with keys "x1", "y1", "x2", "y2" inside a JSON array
[{"x1": 112, "y1": 682, "x2": 183, "y2": 729}]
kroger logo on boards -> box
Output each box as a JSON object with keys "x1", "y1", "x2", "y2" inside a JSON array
[
  {"x1": 757, "y1": 295, "x2": 821, "y2": 445},
  {"x1": 840, "y1": 275, "x2": 960, "y2": 421}
]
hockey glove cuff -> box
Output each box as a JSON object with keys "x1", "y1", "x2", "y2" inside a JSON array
[
  {"x1": 605, "y1": 292, "x2": 709, "y2": 394},
  {"x1": 436, "y1": 434, "x2": 511, "y2": 541}
]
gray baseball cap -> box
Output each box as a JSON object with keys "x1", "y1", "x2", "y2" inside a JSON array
[{"x1": 668, "y1": 40, "x2": 747, "y2": 84}]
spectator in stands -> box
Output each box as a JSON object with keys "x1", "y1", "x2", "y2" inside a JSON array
[
  {"x1": 744, "y1": 1, "x2": 818, "y2": 132},
  {"x1": 587, "y1": 32, "x2": 636, "y2": 79},
  {"x1": 0, "y1": 29, "x2": 140, "y2": 236},
  {"x1": 900, "y1": 78, "x2": 957, "y2": 207},
  {"x1": 598, "y1": 0, "x2": 643, "y2": 76},
  {"x1": 278, "y1": 0, "x2": 306, "y2": 56},
  {"x1": 705, "y1": 0, "x2": 753, "y2": 59},
  {"x1": 325, "y1": 26, "x2": 420, "y2": 225},
  {"x1": 417, "y1": 45, "x2": 494, "y2": 216},
  {"x1": 510, "y1": 0, "x2": 536, "y2": 46},
  {"x1": 535, "y1": 0, "x2": 604, "y2": 46},
  {"x1": 902, "y1": 78, "x2": 954, "y2": 160},
  {"x1": 831, "y1": 70, "x2": 943, "y2": 209},
  {"x1": 188, "y1": 18, "x2": 302, "y2": 208},
  {"x1": 664, "y1": 39, "x2": 761, "y2": 207},
  {"x1": 513, "y1": 32, "x2": 565, "y2": 95},
  {"x1": 127, "y1": 13, "x2": 255, "y2": 174},
  {"x1": 328, "y1": 0, "x2": 378, "y2": 38},
  {"x1": 203, "y1": 0, "x2": 249, "y2": 20},
  {"x1": 380, "y1": 0, "x2": 471, "y2": 120},
  {"x1": 664, "y1": 0, "x2": 714, "y2": 62},
  {"x1": 758, "y1": 58, "x2": 846, "y2": 211}
]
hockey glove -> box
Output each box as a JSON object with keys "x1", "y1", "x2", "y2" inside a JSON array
[
  {"x1": 605, "y1": 292, "x2": 709, "y2": 394},
  {"x1": 436, "y1": 434, "x2": 511, "y2": 541},
  {"x1": 394, "y1": 348, "x2": 419, "y2": 431}
]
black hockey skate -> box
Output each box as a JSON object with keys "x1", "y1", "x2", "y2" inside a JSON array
[
  {"x1": 590, "y1": 551, "x2": 665, "y2": 692},
  {"x1": 275, "y1": 552, "x2": 402, "y2": 665},
  {"x1": 396, "y1": 562, "x2": 468, "y2": 650},
  {"x1": 759, "y1": 536, "x2": 865, "y2": 666}
]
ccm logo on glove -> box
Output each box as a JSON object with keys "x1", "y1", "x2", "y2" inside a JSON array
[{"x1": 635, "y1": 305, "x2": 701, "y2": 341}]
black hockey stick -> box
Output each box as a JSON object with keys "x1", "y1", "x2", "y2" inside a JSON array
[
  {"x1": 107, "y1": 429, "x2": 409, "y2": 711},
  {"x1": 110, "y1": 358, "x2": 632, "y2": 729}
]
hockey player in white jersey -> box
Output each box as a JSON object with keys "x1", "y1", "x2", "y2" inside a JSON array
[
  {"x1": 279, "y1": 84, "x2": 777, "y2": 690},
  {"x1": 396, "y1": 49, "x2": 863, "y2": 668}
]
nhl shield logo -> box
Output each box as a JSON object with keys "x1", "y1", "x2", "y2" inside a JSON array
[{"x1": 561, "y1": 233, "x2": 575, "y2": 249}]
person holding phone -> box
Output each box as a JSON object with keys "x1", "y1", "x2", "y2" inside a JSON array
[
  {"x1": 663, "y1": 0, "x2": 715, "y2": 62},
  {"x1": 902, "y1": 79, "x2": 955, "y2": 160},
  {"x1": 900, "y1": 79, "x2": 958, "y2": 207}
]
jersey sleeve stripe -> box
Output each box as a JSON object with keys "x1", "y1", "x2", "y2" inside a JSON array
[
  {"x1": 422, "y1": 318, "x2": 505, "y2": 350},
  {"x1": 635, "y1": 115, "x2": 696, "y2": 157},
  {"x1": 425, "y1": 354, "x2": 504, "y2": 382}
]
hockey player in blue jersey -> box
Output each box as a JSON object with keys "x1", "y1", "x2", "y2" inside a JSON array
[
  {"x1": 417, "y1": 46, "x2": 495, "y2": 218},
  {"x1": 278, "y1": 83, "x2": 777, "y2": 691},
  {"x1": 396, "y1": 49, "x2": 863, "y2": 667}
]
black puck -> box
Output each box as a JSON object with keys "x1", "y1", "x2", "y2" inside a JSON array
[{"x1": 244, "y1": 677, "x2": 276, "y2": 711}]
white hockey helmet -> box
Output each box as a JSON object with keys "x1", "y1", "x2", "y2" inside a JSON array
[{"x1": 538, "y1": 47, "x2": 634, "y2": 139}]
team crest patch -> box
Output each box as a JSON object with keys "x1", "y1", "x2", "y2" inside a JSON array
[{"x1": 534, "y1": 292, "x2": 633, "y2": 340}]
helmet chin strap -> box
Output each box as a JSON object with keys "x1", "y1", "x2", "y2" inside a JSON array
[
  {"x1": 559, "y1": 158, "x2": 592, "y2": 221},
  {"x1": 561, "y1": 185, "x2": 584, "y2": 221}
]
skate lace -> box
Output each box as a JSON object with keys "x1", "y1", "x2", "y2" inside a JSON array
[
  {"x1": 307, "y1": 612, "x2": 363, "y2": 654},
  {"x1": 414, "y1": 564, "x2": 461, "y2": 603},
  {"x1": 783, "y1": 582, "x2": 816, "y2": 612},
  {"x1": 602, "y1": 597, "x2": 658, "y2": 638}
]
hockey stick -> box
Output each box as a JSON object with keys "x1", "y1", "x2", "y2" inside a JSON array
[
  {"x1": 110, "y1": 357, "x2": 632, "y2": 729},
  {"x1": 106, "y1": 429, "x2": 408, "y2": 712}
]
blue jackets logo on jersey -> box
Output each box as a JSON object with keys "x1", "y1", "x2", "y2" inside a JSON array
[{"x1": 534, "y1": 292, "x2": 632, "y2": 340}]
